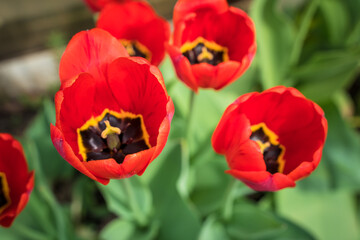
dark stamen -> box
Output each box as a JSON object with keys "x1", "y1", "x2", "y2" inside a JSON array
[
  {"x1": 79, "y1": 113, "x2": 150, "y2": 164},
  {"x1": 121, "y1": 40, "x2": 150, "y2": 60},
  {"x1": 250, "y1": 127, "x2": 283, "y2": 174},
  {"x1": 0, "y1": 175, "x2": 9, "y2": 210},
  {"x1": 182, "y1": 42, "x2": 226, "y2": 66}
]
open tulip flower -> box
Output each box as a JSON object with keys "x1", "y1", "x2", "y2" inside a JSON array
[
  {"x1": 167, "y1": 0, "x2": 256, "y2": 92},
  {"x1": 0, "y1": 134, "x2": 34, "y2": 227},
  {"x1": 212, "y1": 86, "x2": 328, "y2": 192},
  {"x1": 51, "y1": 28, "x2": 174, "y2": 185},
  {"x1": 97, "y1": 1, "x2": 170, "y2": 66}
]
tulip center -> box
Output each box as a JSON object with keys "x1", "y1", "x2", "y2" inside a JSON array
[
  {"x1": 0, "y1": 172, "x2": 11, "y2": 214},
  {"x1": 250, "y1": 123, "x2": 285, "y2": 174},
  {"x1": 181, "y1": 37, "x2": 229, "y2": 66},
  {"x1": 77, "y1": 109, "x2": 151, "y2": 164},
  {"x1": 120, "y1": 39, "x2": 152, "y2": 62}
]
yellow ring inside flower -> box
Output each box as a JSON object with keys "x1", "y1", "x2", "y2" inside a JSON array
[
  {"x1": 77, "y1": 109, "x2": 151, "y2": 163},
  {"x1": 250, "y1": 123, "x2": 286, "y2": 173},
  {"x1": 0, "y1": 172, "x2": 11, "y2": 214},
  {"x1": 120, "y1": 39, "x2": 152, "y2": 62},
  {"x1": 181, "y1": 37, "x2": 229, "y2": 66}
]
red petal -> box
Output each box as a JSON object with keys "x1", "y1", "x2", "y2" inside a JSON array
[
  {"x1": 106, "y1": 57, "x2": 169, "y2": 146},
  {"x1": 50, "y1": 124, "x2": 109, "y2": 185},
  {"x1": 226, "y1": 139, "x2": 266, "y2": 172},
  {"x1": 173, "y1": 0, "x2": 228, "y2": 24},
  {"x1": 166, "y1": 43, "x2": 198, "y2": 92},
  {"x1": 212, "y1": 105, "x2": 265, "y2": 172},
  {"x1": 58, "y1": 73, "x2": 96, "y2": 155},
  {"x1": 83, "y1": 147, "x2": 155, "y2": 179},
  {"x1": 210, "y1": 7, "x2": 256, "y2": 62},
  {"x1": 59, "y1": 73, "x2": 96, "y2": 129},
  {"x1": 212, "y1": 107, "x2": 248, "y2": 154},
  {"x1": 97, "y1": 1, "x2": 170, "y2": 65},
  {"x1": 146, "y1": 97, "x2": 174, "y2": 165},
  {"x1": 132, "y1": 19, "x2": 170, "y2": 66},
  {"x1": 191, "y1": 60, "x2": 249, "y2": 90},
  {"x1": 59, "y1": 28, "x2": 128, "y2": 88},
  {"x1": 98, "y1": 2, "x2": 158, "y2": 29},
  {"x1": 178, "y1": 7, "x2": 256, "y2": 57},
  {"x1": 0, "y1": 171, "x2": 35, "y2": 227},
  {"x1": 226, "y1": 170, "x2": 296, "y2": 192},
  {"x1": 0, "y1": 134, "x2": 34, "y2": 227},
  {"x1": 54, "y1": 91, "x2": 63, "y2": 129},
  {"x1": 0, "y1": 134, "x2": 29, "y2": 207}
]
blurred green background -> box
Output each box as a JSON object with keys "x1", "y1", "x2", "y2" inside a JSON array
[{"x1": 0, "y1": 0, "x2": 359, "y2": 239}]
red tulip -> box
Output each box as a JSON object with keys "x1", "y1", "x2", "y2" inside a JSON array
[
  {"x1": 83, "y1": 0, "x2": 132, "y2": 12},
  {"x1": 51, "y1": 29, "x2": 174, "y2": 185},
  {"x1": 167, "y1": 0, "x2": 256, "y2": 92},
  {"x1": 212, "y1": 86, "x2": 328, "y2": 191},
  {"x1": 97, "y1": 1, "x2": 170, "y2": 66},
  {"x1": 0, "y1": 134, "x2": 34, "y2": 227}
]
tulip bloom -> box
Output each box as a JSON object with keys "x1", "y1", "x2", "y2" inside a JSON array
[
  {"x1": 167, "y1": 0, "x2": 256, "y2": 92},
  {"x1": 0, "y1": 134, "x2": 34, "y2": 227},
  {"x1": 51, "y1": 28, "x2": 174, "y2": 185},
  {"x1": 97, "y1": 1, "x2": 170, "y2": 66},
  {"x1": 212, "y1": 86, "x2": 328, "y2": 191}
]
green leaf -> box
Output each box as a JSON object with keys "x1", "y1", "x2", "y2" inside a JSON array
[
  {"x1": 251, "y1": 0, "x2": 295, "y2": 88},
  {"x1": 168, "y1": 81, "x2": 192, "y2": 119},
  {"x1": 99, "y1": 218, "x2": 159, "y2": 240},
  {"x1": 294, "y1": 50, "x2": 360, "y2": 102},
  {"x1": 277, "y1": 188, "x2": 359, "y2": 240},
  {"x1": 21, "y1": 139, "x2": 71, "y2": 240},
  {"x1": 321, "y1": 102, "x2": 360, "y2": 190},
  {"x1": 100, "y1": 219, "x2": 135, "y2": 240},
  {"x1": 97, "y1": 176, "x2": 152, "y2": 224},
  {"x1": 187, "y1": 89, "x2": 237, "y2": 156},
  {"x1": 347, "y1": 21, "x2": 360, "y2": 47},
  {"x1": 226, "y1": 200, "x2": 314, "y2": 240},
  {"x1": 320, "y1": 0, "x2": 350, "y2": 45},
  {"x1": 149, "y1": 142, "x2": 201, "y2": 240},
  {"x1": 190, "y1": 148, "x2": 232, "y2": 216},
  {"x1": 159, "y1": 56, "x2": 178, "y2": 91},
  {"x1": 24, "y1": 99, "x2": 74, "y2": 181},
  {"x1": 198, "y1": 215, "x2": 230, "y2": 240},
  {"x1": 227, "y1": 201, "x2": 283, "y2": 239}
]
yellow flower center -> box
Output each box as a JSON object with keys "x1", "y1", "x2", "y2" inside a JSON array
[
  {"x1": 0, "y1": 172, "x2": 11, "y2": 214},
  {"x1": 180, "y1": 37, "x2": 229, "y2": 66},
  {"x1": 250, "y1": 123, "x2": 286, "y2": 173},
  {"x1": 120, "y1": 39, "x2": 152, "y2": 62},
  {"x1": 77, "y1": 109, "x2": 151, "y2": 163}
]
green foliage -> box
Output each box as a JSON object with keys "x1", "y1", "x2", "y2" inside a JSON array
[
  {"x1": 3, "y1": 0, "x2": 360, "y2": 239},
  {"x1": 251, "y1": 0, "x2": 296, "y2": 88},
  {"x1": 277, "y1": 189, "x2": 359, "y2": 240},
  {"x1": 321, "y1": 102, "x2": 360, "y2": 190},
  {"x1": 24, "y1": 99, "x2": 75, "y2": 181}
]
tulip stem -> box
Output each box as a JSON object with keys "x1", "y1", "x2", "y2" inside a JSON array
[
  {"x1": 23, "y1": 139, "x2": 67, "y2": 240},
  {"x1": 185, "y1": 90, "x2": 196, "y2": 139},
  {"x1": 269, "y1": 192, "x2": 277, "y2": 212},
  {"x1": 122, "y1": 178, "x2": 148, "y2": 227},
  {"x1": 222, "y1": 179, "x2": 238, "y2": 221}
]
